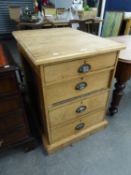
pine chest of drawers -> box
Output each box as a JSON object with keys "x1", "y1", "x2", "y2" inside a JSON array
[{"x1": 13, "y1": 28, "x2": 125, "y2": 154}]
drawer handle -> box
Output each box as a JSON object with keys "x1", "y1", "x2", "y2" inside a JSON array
[
  {"x1": 75, "y1": 123, "x2": 85, "y2": 131},
  {"x1": 78, "y1": 64, "x2": 91, "y2": 73},
  {"x1": 76, "y1": 105, "x2": 87, "y2": 113},
  {"x1": 0, "y1": 139, "x2": 4, "y2": 148},
  {"x1": 75, "y1": 82, "x2": 87, "y2": 90}
]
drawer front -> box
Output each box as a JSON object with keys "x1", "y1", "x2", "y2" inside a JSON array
[
  {"x1": 0, "y1": 127, "x2": 28, "y2": 148},
  {"x1": 44, "y1": 52, "x2": 116, "y2": 84},
  {"x1": 49, "y1": 91, "x2": 109, "y2": 127},
  {"x1": 51, "y1": 110, "x2": 105, "y2": 143},
  {"x1": 0, "y1": 72, "x2": 18, "y2": 96},
  {"x1": 0, "y1": 96, "x2": 22, "y2": 114},
  {"x1": 0, "y1": 110, "x2": 26, "y2": 133},
  {"x1": 46, "y1": 70, "x2": 112, "y2": 105}
]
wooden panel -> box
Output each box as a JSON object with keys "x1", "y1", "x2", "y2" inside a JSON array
[
  {"x1": 0, "y1": 127, "x2": 28, "y2": 147},
  {"x1": 51, "y1": 110, "x2": 105, "y2": 143},
  {"x1": 0, "y1": 72, "x2": 18, "y2": 96},
  {"x1": 0, "y1": 110, "x2": 25, "y2": 133},
  {"x1": 13, "y1": 28, "x2": 125, "y2": 66},
  {"x1": 49, "y1": 91, "x2": 109, "y2": 127},
  {"x1": 102, "y1": 12, "x2": 123, "y2": 37},
  {"x1": 44, "y1": 52, "x2": 117, "y2": 84},
  {"x1": 43, "y1": 120, "x2": 108, "y2": 154},
  {"x1": 0, "y1": 96, "x2": 22, "y2": 114},
  {"x1": 46, "y1": 70, "x2": 112, "y2": 105},
  {"x1": 124, "y1": 19, "x2": 131, "y2": 35},
  {"x1": 0, "y1": 44, "x2": 35, "y2": 151}
]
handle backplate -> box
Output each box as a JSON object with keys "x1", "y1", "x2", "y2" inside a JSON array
[
  {"x1": 75, "y1": 82, "x2": 87, "y2": 90},
  {"x1": 76, "y1": 105, "x2": 87, "y2": 113},
  {"x1": 75, "y1": 123, "x2": 85, "y2": 131},
  {"x1": 78, "y1": 64, "x2": 91, "y2": 73}
]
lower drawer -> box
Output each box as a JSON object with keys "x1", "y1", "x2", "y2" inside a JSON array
[
  {"x1": 0, "y1": 127, "x2": 28, "y2": 148},
  {"x1": 49, "y1": 91, "x2": 109, "y2": 127},
  {"x1": 0, "y1": 110, "x2": 26, "y2": 133},
  {"x1": 0, "y1": 95, "x2": 22, "y2": 114},
  {"x1": 50, "y1": 110, "x2": 105, "y2": 143}
]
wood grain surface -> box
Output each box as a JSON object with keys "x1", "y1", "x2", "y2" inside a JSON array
[
  {"x1": 46, "y1": 69, "x2": 112, "y2": 105},
  {"x1": 49, "y1": 91, "x2": 109, "y2": 128},
  {"x1": 50, "y1": 109, "x2": 105, "y2": 143},
  {"x1": 13, "y1": 28, "x2": 125, "y2": 65},
  {"x1": 44, "y1": 52, "x2": 116, "y2": 84},
  {"x1": 13, "y1": 28, "x2": 125, "y2": 153}
]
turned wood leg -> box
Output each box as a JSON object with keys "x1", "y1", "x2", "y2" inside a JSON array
[
  {"x1": 109, "y1": 81, "x2": 126, "y2": 115},
  {"x1": 109, "y1": 62, "x2": 131, "y2": 116}
]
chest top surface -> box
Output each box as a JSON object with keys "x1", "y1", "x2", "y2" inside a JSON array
[{"x1": 13, "y1": 28, "x2": 125, "y2": 66}]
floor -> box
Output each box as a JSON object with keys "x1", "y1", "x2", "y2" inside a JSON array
[{"x1": 0, "y1": 41, "x2": 131, "y2": 175}]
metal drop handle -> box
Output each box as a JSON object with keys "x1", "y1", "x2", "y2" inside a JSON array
[
  {"x1": 76, "y1": 105, "x2": 87, "y2": 113},
  {"x1": 78, "y1": 64, "x2": 91, "y2": 73},
  {"x1": 75, "y1": 82, "x2": 87, "y2": 90},
  {"x1": 75, "y1": 123, "x2": 85, "y2": 130}
]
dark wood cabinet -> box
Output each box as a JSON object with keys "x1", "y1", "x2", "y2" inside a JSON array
[{"x1": 0, "y1": 45, "x2": 36, "y2": 151}]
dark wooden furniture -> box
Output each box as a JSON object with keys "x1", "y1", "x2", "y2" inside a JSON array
[
  {"x1": 70, "y1": 17, "x2": 102, "y2": 35},
  {"x1": 109, "y1": 35, "x2": 131, "y2": 116},
  {"x1": 0, "y1": 45, "x2": 36, "y2": 151}
]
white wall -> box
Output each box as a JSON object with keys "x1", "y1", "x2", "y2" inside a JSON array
[{"x1": 49, "y1": 0, "x2": 72, "y2": 9}]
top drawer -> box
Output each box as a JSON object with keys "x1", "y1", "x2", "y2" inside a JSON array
[{"x1": 44, "y1": 52, "x2": 117, "y2": 84}]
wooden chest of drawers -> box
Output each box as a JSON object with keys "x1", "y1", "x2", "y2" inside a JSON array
[
  {"x1": 13, "y1": 28, "x2": 125, "y2": 154},
  {"x1": 0, "y1": 45, "x2": 36, "y2": 151}
]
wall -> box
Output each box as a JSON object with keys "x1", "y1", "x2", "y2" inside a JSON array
[
  {"x1": 0, "y1": 0, "x2": 33, "y2": 35},
  {"x1": 106, "y1": 0, "x2": 131, "y2": 11},
  {"x1": 87, "y1": 0, "x2": 98, "y2": 7},
  {"x1": 49, "y1": 0, "x2": 72, "y2": 8}
]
